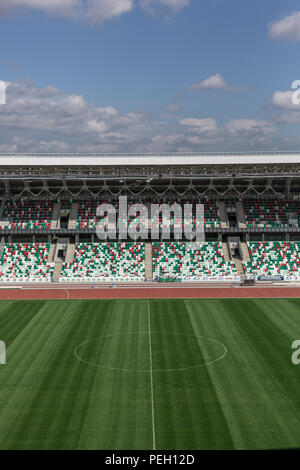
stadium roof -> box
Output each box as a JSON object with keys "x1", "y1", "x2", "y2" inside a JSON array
[{"x1": 1, "y1": 151, "x2": 300, "y2": 167}]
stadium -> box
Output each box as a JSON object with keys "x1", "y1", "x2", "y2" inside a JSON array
[
  {"x1": 0, "y1": 151, "x2": 300, "y2": 450},
  {"x1": 2, "y1": 151, "x2": 300, "y2": 289}
]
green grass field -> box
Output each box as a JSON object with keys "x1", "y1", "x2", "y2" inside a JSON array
[{"x1": 0, "y1": 298, "x2": 300, "y2": 450}]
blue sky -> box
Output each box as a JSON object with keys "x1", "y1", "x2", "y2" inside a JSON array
[{"x1": 0, "y1": 0, "x2": 300, "y2": 153}]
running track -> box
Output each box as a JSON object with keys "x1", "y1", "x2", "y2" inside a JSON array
[{"x1": 1, "y1": 286, "x2": 300, "y2": 300}]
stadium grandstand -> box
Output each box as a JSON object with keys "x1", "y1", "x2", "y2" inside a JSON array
[{"x1": 1, "y1": 151, "x2": 300, "y2": 285}]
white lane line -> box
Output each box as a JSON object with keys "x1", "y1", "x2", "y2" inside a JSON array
[{"x1": 148, "y1": 299, "x2": 156, "y2": 450}]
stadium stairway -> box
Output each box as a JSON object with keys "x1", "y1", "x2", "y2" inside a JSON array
[
  {"x1": 218, "y1": 202, "x2": 229, "y2": 228},
  {"x1": 50, "y1": 202, "x2": 61, "y2": 229},
  {"x1": 65, "y1": 243, "x2": 75, "y2": 263},
  {"x1": 47, "y1": 243, "x2": 56, "y2": 263},
  {"x1": 233, "y1": 258, "x2": 245, "y2": 279},
  {"x1": 0, "y1": 197, "x2": 5, "y2": 220},
  {"x1": 223, "y1": 239, "x2": 246, "y2": 279},
  {"x1": 145, "y1": 202, "x2": 152, "y2": 230},
  {"x1": 222, "y1": 242, "x2": 231, "y2": 262},
  {"x1": 236, "y1": 201, "x2": 247, "y2": 228},
  {"x1": 68, "y1": 202, "x2": 78, "y2": 229},
  {"x1": 145, "y1": 242, "x2": 153, "y2": 280},
  {"x1": 240, "y1": 241, "x2": 250, "y2": 261},
  {"x1": 53, "y1": 261, "x2": 63, "y2": 281}
]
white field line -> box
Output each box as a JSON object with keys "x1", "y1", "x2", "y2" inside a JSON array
[{"x1": 148, "y1": 299, "x2": 156, "y2": 450}]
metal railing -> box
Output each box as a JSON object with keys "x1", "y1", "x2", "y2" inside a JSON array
[{"x1": 0, "y1": 151, "x2": 300, "y2": 158}]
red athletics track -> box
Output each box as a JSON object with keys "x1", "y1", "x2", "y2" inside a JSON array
[{"x1": 1, "y1": 286, "x2": 300, "y2": 300}]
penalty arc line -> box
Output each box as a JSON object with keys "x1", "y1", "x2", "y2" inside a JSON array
[{"x1": 148, "y1": 299, "x2": 156, "y2": 451}]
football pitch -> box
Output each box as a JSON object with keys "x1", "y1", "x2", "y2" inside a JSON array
[{"x1": 0, "y1": 297, "x2": 300, "y2": 450}]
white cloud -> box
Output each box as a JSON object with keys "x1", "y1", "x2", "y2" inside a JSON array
[
  {"x1": 180, "y1": 118, "x2": 218, "y2": 133},
  {"x1": 0, "y1": 0, "x2": 134, "y2": 25},
  {"x1": 269, "y1": 11, "x2": 300, "y2": 41},
  {"x1": 85, "y1": 0, "x2": 134, "y2": 25},
  {"x1": 0, "y1": 80, "x2": 139, "y2": 135},
  {"x1": 275, "y1": 113, "x2": 300, "y2": 125},
  {"x1": 164, "y1": 103, "x2": 182, "y2": 112},
  {"x1": 0, "y1": 80, "x2": 163, "y2": 152},
  {"x1": 271, "y1": 90, "x2": 300, "y2": 111},
  {"x1": 269, "y1": 89, "x2": 300, "y2": 124},
  {"x1": 55, "y1": 95, "x2": 89, "y2": 116},
  {"x1": 188, "y1": 74, "x2": 236, "y2": 92},
  {"x1": 225, "y1": 119, "x2": 276, "y2": 137},
  {"x1": 95, "y1": 106, "x2": 119, "y2": 118},
  {"x1": 0, "y1": 79, "x2": 291, "y2": 153},
  {"x1": 0, "y1": 0, "x2": 81, "y2": 19},
  {"x1": 32, "y1": 140, "x2": 71, "y2": 152},
  {"x1": 0, "y1": 0, "x2": 188, "y2": 25},
  {"x1": 84, "y1": 119, "x2": 108, "y2": 133},
  {"x1": 281, "y1": 135, "x2": 300, "y2": 147},
  {"x1": 140, "y1": 0, "x2": 189, "y2": 14}
]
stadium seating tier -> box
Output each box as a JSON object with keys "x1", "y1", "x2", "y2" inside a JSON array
[
  {"x1": 59, "y1": 242, "x2": 145, "y2": 282},
  {"x1": 0, "y1": 243, "x2": 54, "y2": 281},
  {"x1": 243, "y1": 241, "x2": 300, "y2": 278},
  {"x1": 152, "y1": 242, "x2": 238, "y2": 280}
]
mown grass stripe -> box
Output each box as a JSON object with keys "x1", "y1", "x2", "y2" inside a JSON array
[
  {"x1": 148, "y1": 300, "x2": 156, "y2": 450},
  {"x1": 0, "y1": 300, "x2": 45, "y2": 347},
  {"x1": 150, "y1": 299, "x2": 234, "y2": 449},
  {"x1": 0, "y1": 298, "x2": 299, "y2": 450},
  {"x1": 219, "y1": 299, "x2": 300, "y2": 449},
  {"x1": 76, "y1": 300, "x2": 152, "y2": 450},
  {"x1": 0, "y1": 301, "x2": 85, "y2": 449}
]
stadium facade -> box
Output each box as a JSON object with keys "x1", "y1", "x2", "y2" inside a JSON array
[{"x1": 0, "y1": 152, "x2": 300, "y2": 283}]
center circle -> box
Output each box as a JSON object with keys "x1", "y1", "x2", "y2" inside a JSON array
[{"x1": 74, "y1": 332, "x2": 227, "y2": 372}]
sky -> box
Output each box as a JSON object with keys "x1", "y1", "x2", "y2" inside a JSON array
[{"x1": 0, "y1": 0, "x2": 300, "y2": 153}]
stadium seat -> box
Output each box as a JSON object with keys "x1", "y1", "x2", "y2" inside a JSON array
[
  {"x1": 0, "y1": 200, "x2": 54, "y2": 230},
  {"x1": 150, "y1": 198, "x2": 221, "y2": 230},
  {"x1": 243, "y1": 200, "x2": 300, "y2": 228},
  {"x1": 75, "y1": 198, "x2": 222, "y2": 230},
  {"x1": 152, "y1": 242, "x2": 237, "y2": 280},
  {"x1": 0, "y1": 243, "x2": 54, "y2": 281},
  {"x1": 59, "y1": 242, "x2": 145, "y2": 281},
  {"x1": 243, "y1": 241, "x2": 300, "y2": 278}
]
